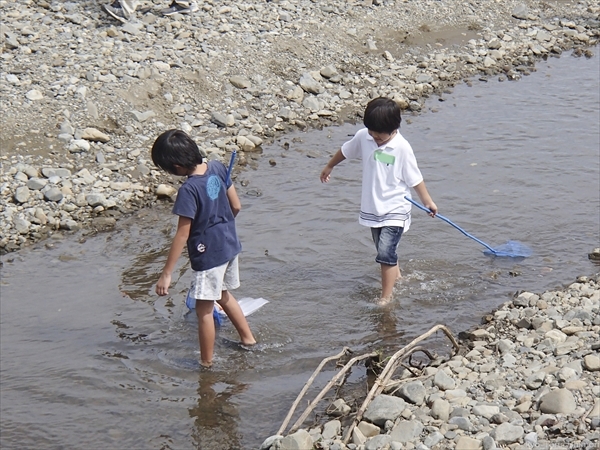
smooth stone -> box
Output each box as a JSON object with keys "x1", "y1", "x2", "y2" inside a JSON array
[
  {"x1": 363, "y1": 395, "x2": 407, "y2": 427},
  {"x1": 279, "y1": 429, "x2": 313, "y2": 450},
  {"x1": 493, "y1": 423, "x2": 524, "y2": 445},
  {"x1": 389, "y1": 420, "x2": 423, "y2": 443},
  {"x1": 583, "y1": 355, "x2": 600, "y2": 371},
  {"x1": 44, "y1": 187, "x2": 63, "y2": 202},
  {"x1": 14, "y1": 186, "x2": 31, "y2": 203},
  {"x1": 434, "y1": 370, "x2": 456, "y2": 390},
  {"x1": 539, "y1": 389, "x2": 576, "y2": 414},
  {"x1": 455, "y1": 436, "x2": 482, "y2": 450}
]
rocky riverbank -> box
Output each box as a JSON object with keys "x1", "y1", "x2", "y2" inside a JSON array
[
  {"x1": 0, "y1": 0, "x2": 598, "y2": 253},
  {"x1": 262, "y1": 273, "x2": 600, "y2": 450}
]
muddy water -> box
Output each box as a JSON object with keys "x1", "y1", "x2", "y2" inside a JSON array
[{"x1": 1, "y1": 53, "x2": 598, "y2": 449}]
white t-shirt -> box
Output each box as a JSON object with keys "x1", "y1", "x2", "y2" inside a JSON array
[{"x1": 341, "y1": 127, "x2": 423, "y2": 231}]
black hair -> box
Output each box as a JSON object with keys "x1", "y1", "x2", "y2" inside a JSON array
[
  {"x1": 363, "y1": 97, "x2": 402, "y2": 134},
  {"x1": 151, "y1": 129, "x2": 204, "y2": 174}
]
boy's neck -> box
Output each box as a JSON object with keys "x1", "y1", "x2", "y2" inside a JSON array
[{"x1": 187, "y1": 162, "x2": 207, "y2": 176}]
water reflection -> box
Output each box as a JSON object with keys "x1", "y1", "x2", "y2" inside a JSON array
[{"x1": 190, "y1": 372, "x2": 247, "y2": 450}]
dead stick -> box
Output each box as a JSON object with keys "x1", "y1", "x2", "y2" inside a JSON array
[
  {"x1": 277, "y1": 347, "x2": 350, "y2": 436},
  {"x1": 288, "y1": 351, "x2": 379, "y2": 434},
  {"x1": 342, "y1": 325, "x2": 459, "y2": 443}
]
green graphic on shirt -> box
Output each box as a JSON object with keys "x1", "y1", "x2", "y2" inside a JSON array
[{"x1": 374, "y1": 150, "x2": 396, "y2": 165}]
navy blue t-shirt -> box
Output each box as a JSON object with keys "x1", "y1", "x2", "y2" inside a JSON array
[{"x1": 172, "y1": 160, "x2": 241, "y2": 272}]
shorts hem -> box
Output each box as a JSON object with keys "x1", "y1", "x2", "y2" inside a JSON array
[{"x1": 375, "y1": 258, "x2": 398, "y2": 266}]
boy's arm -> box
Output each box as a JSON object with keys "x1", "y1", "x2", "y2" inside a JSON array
[
  {"x1": 412, "y1": 181, "x2": 438, "y2": 217},
  {"x1": 156, "y1": 216, "x2": 192, "y2": 296},
  {"x1": 320, "y1": 149, "x2": 346, "y2": 183},
  {"x1": 227, "y1": 185, "x2": 241, "y2": 217}
]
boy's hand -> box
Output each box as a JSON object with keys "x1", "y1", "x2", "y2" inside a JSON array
[
  {"x1": 156, "y1": 272, "x2": 172, "y2": 296},
  {"x1": 424, "y1": 201, "x2": 438, "y2": 217},
  {"x1": 321, "y1": 149, "x2": 345, "y2": 183},
  {"x1": 320, "y1": 166, "x2": 333, "y2": 183}
]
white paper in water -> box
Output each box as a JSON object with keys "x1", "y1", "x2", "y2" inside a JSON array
[
  {"x1": 187, "y1": 291, "x2": 269, "y2": 318},
  {"x1": 216, "y1": 297, "x2": 269, "y2": 317}
]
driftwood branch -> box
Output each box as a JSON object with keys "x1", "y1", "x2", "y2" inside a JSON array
[
  {"x1": 288, "y1": 350, "x2": 379, "y2": 434},
  {"x1": 277, "y1": 347, "x2": 351, "y2": 436},
  {"x1": 342, "y1": 324, "x2": 459, "y2": 443}
]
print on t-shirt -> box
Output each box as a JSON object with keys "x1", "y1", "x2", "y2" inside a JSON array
[{"x1": 206, "y1": 175, "x2": 221, "y2": 200}]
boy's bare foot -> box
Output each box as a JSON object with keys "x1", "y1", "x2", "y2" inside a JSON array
[
  {"x1": 241, "y1": 339, "x2": 257, "y2": 346},
  {"x1": 200, "y1": 360, "x2": 212, "y2": 368},
  {"x1": 377, "y1": 296, "x2": 392, "y2": 306}
]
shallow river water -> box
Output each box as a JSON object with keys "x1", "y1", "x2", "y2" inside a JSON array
[{"x1": 1, "y1": 52, "x2": 599, "y2": 449}]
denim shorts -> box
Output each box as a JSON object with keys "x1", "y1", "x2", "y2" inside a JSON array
[{"x1": 371, "y1": 226, "x2": 404, "y2": 266}]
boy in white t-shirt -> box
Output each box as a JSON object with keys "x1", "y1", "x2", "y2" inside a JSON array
[{"x1": 320, "y1": 97, "x2": 438, "y2": 305}]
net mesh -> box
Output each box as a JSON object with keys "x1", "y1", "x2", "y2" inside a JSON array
[{"x1": 483, "y1": 240, "x2": 532, "y2": 258}]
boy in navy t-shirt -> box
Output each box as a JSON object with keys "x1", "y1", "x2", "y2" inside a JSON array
[{"x1": 152, "y1": 129, "x2": 255, "y2": 368}]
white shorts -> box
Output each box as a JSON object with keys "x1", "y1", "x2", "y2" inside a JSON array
[{"x1": 189, "y1": 256, "x2": 240, "y2": 301}]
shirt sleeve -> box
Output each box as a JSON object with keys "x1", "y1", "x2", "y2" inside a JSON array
[
  {"x1": 397, "y1": 141, "x2": 424, "y2": 187},
  {"x1": 172, "y1": 183, "x2": 197, "y2": 219},
  {"x1": 341, "y1": 129, "x2": 365, "y2": 160}
]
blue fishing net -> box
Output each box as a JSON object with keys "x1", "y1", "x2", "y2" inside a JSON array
[{"x1": 483, "y1": 240, "x2": 532, "y2": 258}]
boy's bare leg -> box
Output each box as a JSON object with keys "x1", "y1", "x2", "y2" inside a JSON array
[
  {"x1": 195, "y1": 300, "x2": 216, "y2": 367},
  {"x1": 378, "y1": 263, "x2": 401, "y2": 305},
  {"x1": 217, "y1": 290, "x2": 256, "y2": 345}
]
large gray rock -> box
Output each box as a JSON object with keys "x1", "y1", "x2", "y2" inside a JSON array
[
  {"x1": 430, "y1": 398, "x2": 451, "y2": 421},
  {"x1": 358, "y1": 421, "x2": 380, "y2": 438},
  {"x1": 211, "y1": 112, "x2": 235, "y2": 128},
  {"x1": 434, "y1": 369, "x2": 456, "y2": 390},
  {"x1": 80, "y1": 128, "x2": 109, "y2": 143},
  {"x1": 583, "y1": 355, "x2": 600, "y2": 371},
  {"x1": 279, "y1": 429, "x2": 313, "y2": 450},
  {"x1": 299, "y1": 72, "x2": 324, "y2": 94},
  {"x1": 321, "y1": 420, "x2": 340, "y2": 440},
  {"x1": 41, "y1": 167, "x2": 71, "y2": 178},
  {"x1": 229, "y1": 75, "x2": 251, "y2": 89},
  {"x1": 363, "y1": 394, "x2": 407, "y2": 427},
  {"x1": 472, "y1": 404, "x2": 500, "y2": 419},
  {"x1": 539, "y1": 389, "x2": 576, "y2": 414},
  {"x1": 512, "y1": 4, "x2": 529, "y2": 20},
  {"x1": 44, "y1": 187, "x2": 63, "y2": 202},
  {"x1": 389, "y1": 420, "x2": 423, "y2": 443},
  {"x1": 449, "y1": 416, "x2": 475, "y2": 432},
  {"x1": 14, "y1": 217, "x2": 31, "y2": 234},
  {"x1": 525, "y1": 371, "x2": 546, "y2": 389},
  {"x1": 365, "y1": 434, "x2": 391, "y2": 450},
  {"x1": 14, "y1": 186, "x2": 30, "y2": 203},
  {"x1": 398, "y1": 380, "x2": 426, "y2": 405},
  {"x1": 27, "y1": 178, "x2": 48, "y2": 191},
  {"x1": 493, "y1": 423, "x2": 524, "y2": 445},
  {"x1": 85, "y1": 193, "x2": 107, "y2": 207},
  {"x1": 455, "y1": 436, "x2": 482, "y2": 449},
  {"x1": 424, "y1": 431, "x2": 444, "y2": 448}
]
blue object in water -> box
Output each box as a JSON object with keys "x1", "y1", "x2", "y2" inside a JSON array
[
  {"x1": 405, "y1": 196, "x2": 531, "y2": 258},
  {"x1": 185, "y1": 290, "x2": 223, "y2": 327}
]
